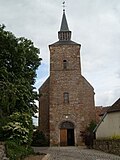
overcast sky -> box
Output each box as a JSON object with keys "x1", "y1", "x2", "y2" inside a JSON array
[{"x1": 0, "y1": 0, "x2": 120, "y2": 108}]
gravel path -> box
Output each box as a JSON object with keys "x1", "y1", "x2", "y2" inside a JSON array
[{"x1": 33, "y1": 146, "x2": 120, "y2": 160}]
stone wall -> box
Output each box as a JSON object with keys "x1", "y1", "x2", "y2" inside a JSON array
[
  {"x1": 48, "y1": 44, "x2": 96, "y2": 146},
  {"x1": 38, "y1": 77, "x2": 50, "y2": 138},
  {"x1": 0, "y1": 142, "x2": 9, "y2": 160},
  {"x1": 93, "y1": 139, "x2": 120, "y2": 156}
]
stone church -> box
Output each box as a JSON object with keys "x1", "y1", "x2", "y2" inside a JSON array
[{"x1": 38, "y1": 10, "x2": 96, "y2": 146}]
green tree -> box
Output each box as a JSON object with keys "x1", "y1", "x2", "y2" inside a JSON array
[
  {"x1": 3, "y1": 112, "x2": 33, "y2": 145},
  {"x1": 0, "y1": 24, "x2": 41, "y2": 118}
]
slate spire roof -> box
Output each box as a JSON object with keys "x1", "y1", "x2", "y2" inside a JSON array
[
  {"x1": 58, "y1": 10, "x2": 71, "y2": 41},
  {"x1": 50, "y1": 8, "x2": 80, "y2": 45},
  {"x1": 60, "y1": 10, "x2": 69, "y2": 31}
]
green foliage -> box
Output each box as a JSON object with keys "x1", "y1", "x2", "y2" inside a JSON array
[
  {"x1": 110, "y1": 135, "x2": 120, "y2": 140},
  {"x1": 80, "y1": 121, "x2": 96, "y2": 148},
  {"x1": 0, "y1": 24, "x2": 41, "y2": 118},
  {"x1": 0, "y1": 116, "x2": 9, "y2": 141},
  {"x1": 5, "y1": 140, "x2": 34, "y2": 160},
  {"x1": 2, "y1": 112, "x2": 33, "y2": 145},
  {"x1": 86, "y1": 120, "x2": 97, "y2": 132},
  {"x1": 98, "y1": 135, "x2": 120, "y2": 140},
  {"x1": 31, "y1": 130, "x2": 49, "y2": 146},
  {"x1": 0, "y1": 24, "x2": 42, "y2": 159}
]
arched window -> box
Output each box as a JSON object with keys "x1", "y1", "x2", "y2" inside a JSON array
[
  {"x1": 64, "y1": 92, "x2": 69, "y2": 103},
  {"x1": 63, "y1": 60, "x2": 67, "y2": 69}
]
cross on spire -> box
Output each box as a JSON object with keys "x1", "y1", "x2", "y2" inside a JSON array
[
  {"x1": 58, "y1": 2, "x2": 72, "y2": 41},
  {"x1": 62, "y1": 1, "x2": 66, "y2": 12}
]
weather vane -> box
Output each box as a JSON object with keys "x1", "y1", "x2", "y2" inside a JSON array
[{"x1": 62, "y1": 1, "x2": 66, "y2": 12}]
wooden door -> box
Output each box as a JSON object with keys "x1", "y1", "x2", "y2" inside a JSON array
[{"x1": 60, "y1": 129, "x2": 67, "y2": 146}]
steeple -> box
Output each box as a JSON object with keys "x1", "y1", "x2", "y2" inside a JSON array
[
  {"x1": 60, "y1": 10, "x2": 69, "y2": 31},
  {"x1": 58, "y1": 9, "x2": 72, "y2": 41}
]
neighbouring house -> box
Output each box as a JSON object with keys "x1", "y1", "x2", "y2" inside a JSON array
[
  {"x1": 94, "y1": 98, "x2": 120, "y2": 139},
  {"x1": 95, "y1": 106, "x2": 110, "y2": 123}
]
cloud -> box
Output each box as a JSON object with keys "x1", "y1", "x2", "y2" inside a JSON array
[
  {"x1": 96, "y1": 87, "x2": 120, "y2": 106},
  {"x1": 0, "y1": 0, "x2": 120, "y2": 106},
  {"x1": 117, "y1": 70, "x2": 120, "y2": 78},
  {"x1": 33, "y1": 116, "x2": 38, "y2": 126}
]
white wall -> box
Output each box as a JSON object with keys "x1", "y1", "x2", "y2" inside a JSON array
[{"x1": 96, "y1": 112, "x2": 120, "y2": 139}]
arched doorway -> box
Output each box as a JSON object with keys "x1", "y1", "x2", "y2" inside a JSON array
[{"x1": 60, "y1": 121, "x2": 75, "y2": 146}]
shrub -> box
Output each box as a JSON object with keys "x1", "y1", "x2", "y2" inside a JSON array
[
  {"x1": 110, "y1": 135, "x2": 120, "y2": 140},
  {"x1": 5, "y1": 140, "x2": 34, "y2": 160},
  {"x1": 0, "y1": 117, "x2": 9, "y2": 141},
  {"x1": 97, "y1": 135, "x2": 120, "y2": 140},
  {"x1": 86, "y1": 120, "x2": 97, "y2": 132},
  {"x1": 80, "y1": 121, "x2": 96, "y2": 148},
  {"x1": 2, "y1": 112, "x2": 33, "y2": 145},
  {"x1": 31, "y1": 130, "x2": 49, "y2": 146}
]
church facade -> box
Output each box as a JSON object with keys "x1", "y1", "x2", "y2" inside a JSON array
[{"x1": 38, "y1": 10, "x2": 96, "y2": 146}]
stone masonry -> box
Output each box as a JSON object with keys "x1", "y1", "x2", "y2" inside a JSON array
[
  {"x1": 49, "y1": 44, "x2": 95, "y2": 146},
  {"x1": 94, "y1": 139, "x2": 120, "y2": 156},
  {"x1": 38, "y1": 10, "x2": 96, "y2": 146}
]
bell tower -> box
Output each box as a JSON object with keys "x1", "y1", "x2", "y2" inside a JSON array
[
  {"x1": 39, "y1": 5, "x2": 95, "y2": 146},
  {"x1": 49, "y1": 9, "x2": 81, "y2": 75},
  {"x1": 48, "y1": 9, "x2": 95, "y2": 146}
]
